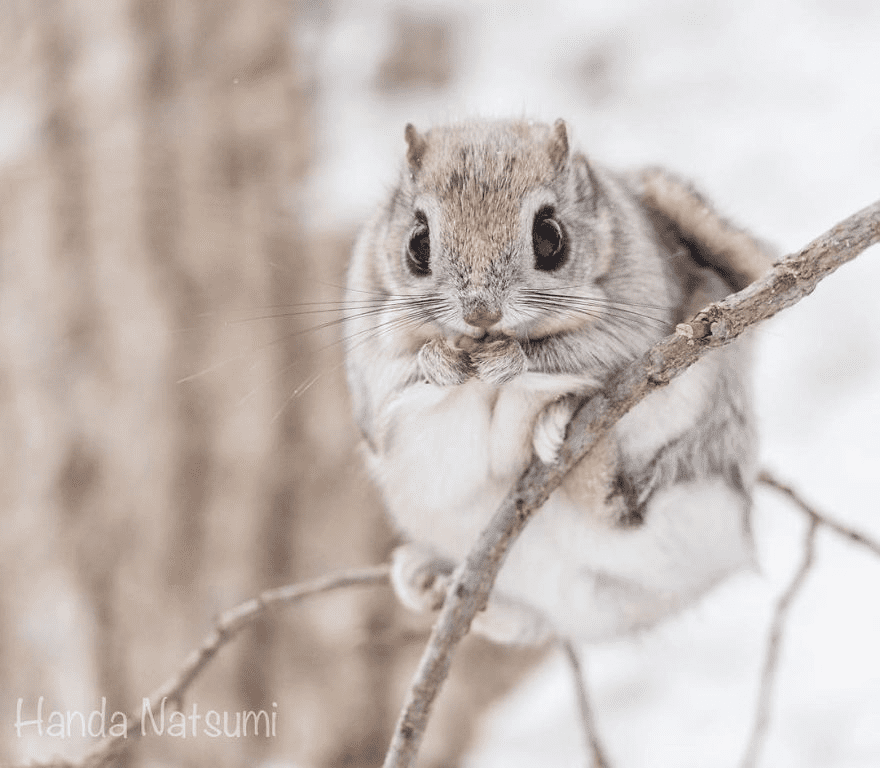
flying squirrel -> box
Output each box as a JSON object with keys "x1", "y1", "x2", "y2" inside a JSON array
[{"x1": 344, "y1": 118, "x2": 773, "y2": 644}]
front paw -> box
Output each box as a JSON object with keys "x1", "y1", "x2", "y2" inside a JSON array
[
  {"x1": 391, "y1": 544, "x2": 455, "y2": 613},
  {"x1": 470, "y1": 337, "x2": 527, "y2": 385},
  {"x1": 418, "y1": 338, "x2": 473, "y2": 386},
  {"x1": 533, "y1": 396, "x2": 578, "y2": 465}
]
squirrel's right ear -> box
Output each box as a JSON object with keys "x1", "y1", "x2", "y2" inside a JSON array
[{"x1": 404, "y1": 123, "x2": 427, "y2": 173}]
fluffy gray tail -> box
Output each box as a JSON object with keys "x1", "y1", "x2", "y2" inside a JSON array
[{"x1": 634, "y1": 167, "x2": 775, "y2": 292}]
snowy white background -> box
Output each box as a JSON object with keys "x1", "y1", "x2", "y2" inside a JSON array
[{"x1": 304, "y1": 1, "x2": 880, "y2": 766}]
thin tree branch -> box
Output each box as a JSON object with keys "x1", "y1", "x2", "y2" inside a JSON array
[
  {"x1": 72, "y1": 565, "x2": 391, "y2": 768},
  {"x1": 383, "y1": 200, "x2": 880, "y2": 768},
  {"x1": 759, "y1": 470, "x2": 880, "y2": 558},
  {"x1": 740, "y1": 515, "x2": 819, "y2": 768},
  {"x1": 738, "y1": 472, "x2": 880, "y2": 766},
  {"x1": 562, "y1": 641, "x2": 611, "y2": 768}
]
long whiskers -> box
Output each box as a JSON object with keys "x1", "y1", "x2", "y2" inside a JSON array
[
  {"x1": 518, "y1": 288, "x2": 672, "y2": 332},
  {"x1": 266, "y1": 297, "x2": 454, "y2": 420},
  {"x1": 524, "y1": 286, "x2": 672, "y2": 311},
  {"x1": 240, "y1": 304, "x2": 441, "y2": 417},
  {"x1": 181, "y1": 292, "x2": 455, "y2": 425},
  {"x1": 177, "y1": 294, "x2": 449, "y2": 383}
]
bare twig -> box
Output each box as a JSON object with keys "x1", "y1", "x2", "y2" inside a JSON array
[
  {"x1": 383, "y1": 200, "x2": 880, "y2": 768},
  {"x1": 738, "y1": 471, "x2": 880, "y2": 766},
  {"x1": 76, "y1": 565, "x2": 391, "y2": 768},
  {"x1": 759, "y1": 470, "x2": 880, "y2": 558},
  {"x1": 740, "y1": 516, "x2": 819, "y2": 768},
  {"x1": 562, "y1": 642, "x2": 611, "y2": 768},
  {"x1": 24, "y1": 201, "x2": 878, "y2": 768}
]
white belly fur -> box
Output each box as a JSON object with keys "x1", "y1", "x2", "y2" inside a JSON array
[
  {"x1": 370, "y1": 349, "x2": 750, "y2": 639},
  {"x1": 371, "y1": 371, "x2": 601, "y2": 557}
]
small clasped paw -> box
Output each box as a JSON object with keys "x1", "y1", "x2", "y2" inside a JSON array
[
  {"x1": 418, "y1": 338, "x2": 473, "y2": 386},
  {"x1": 470, "y1": 337, "x2": 527, "y2": 385}
]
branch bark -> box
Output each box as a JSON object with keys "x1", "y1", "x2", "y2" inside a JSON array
[
  {"x1": 17, "y1": 201, "x2": 877, "y2": 768},
  {"x1": 382, "y1": 199, "x2": 880, "y2": 768}
]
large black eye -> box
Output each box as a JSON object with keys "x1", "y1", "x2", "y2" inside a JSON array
[
  {"x1": 406, "y1": 212, "x2": 431, "y2": 276},
  {"x1": 532, "y1": 207, "x2": 567, "y2": 271}
]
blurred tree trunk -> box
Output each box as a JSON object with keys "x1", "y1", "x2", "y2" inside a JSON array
[{"x1": 0, "y1": 3, "x2": 543, "y2": 767}]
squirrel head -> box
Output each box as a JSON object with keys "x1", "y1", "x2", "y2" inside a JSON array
[{"x1": 383, "y1": 119, "x2": 617, "y2": 341}]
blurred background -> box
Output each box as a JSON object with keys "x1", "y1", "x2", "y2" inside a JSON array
[{"x1": 0, "y1": 1, "x2": 878, "y2": 767}]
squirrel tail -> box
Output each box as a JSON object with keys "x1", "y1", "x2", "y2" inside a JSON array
[{"x1": 634, "y1": 167, "x2": 776, "y2": 292}]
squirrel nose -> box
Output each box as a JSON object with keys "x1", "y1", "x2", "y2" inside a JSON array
[{"x1": 463, "y1": 305, "x2": 502, "y2": 330}]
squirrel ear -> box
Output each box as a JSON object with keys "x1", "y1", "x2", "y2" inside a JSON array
[
  {"x1": 548, "y1": 119, "x2": 569, "y2": 171},
  {"x1": 404, "y1": 123, "x2": 427, "y2": 172}
]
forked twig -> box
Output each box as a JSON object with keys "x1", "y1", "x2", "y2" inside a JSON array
[
  {"x1": 739, "y1": 471, "x2": 880, "y2": 766},
  {"x1": 759, "y1": 470, "x2": 880, "y2": 558},
  {"x1": 13, "y1": 201, "x2": 880, "y2": 768}
]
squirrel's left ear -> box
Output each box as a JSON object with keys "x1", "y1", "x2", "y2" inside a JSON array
[
  {"x1": 404, "y1": 123, "x2": 428, "y2": 173},
  {"x1": 547, "y1": 119, "x2": 569, "y2": 171}
]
